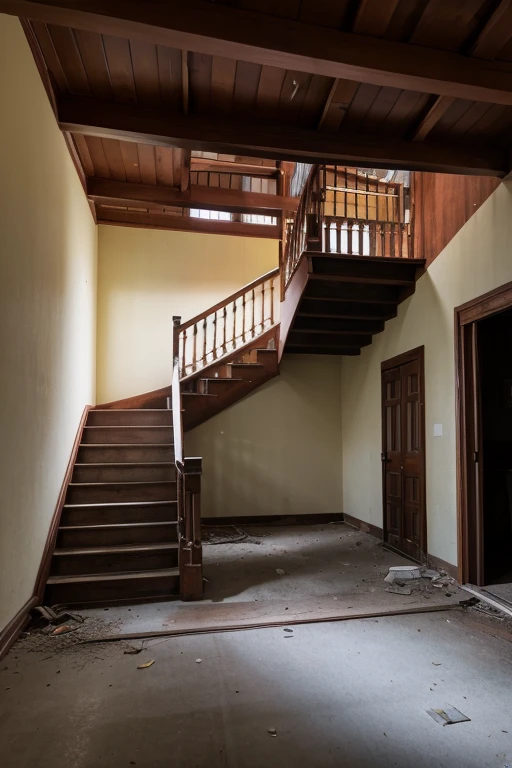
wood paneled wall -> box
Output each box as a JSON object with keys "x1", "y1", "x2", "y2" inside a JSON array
[{"x1": 413, "y1": 173, "x2": 501, "y2": 267}]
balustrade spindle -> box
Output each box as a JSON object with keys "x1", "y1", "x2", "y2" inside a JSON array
[
  {"x1": 202, "y1": 317, "x2": 207, "y2": 366},
  {"x1": 251, "y1": 288, "x2": 256, "y2": 336},
  {"x1": 181, "y1": 328, "x2": 187, "y2": 377},
  {"x1": 232, "y1": 298, "x2": 237, "y2": 348},
  {"x1": 213, "y1": 312, "x2": 218, "y2": 359},
  {"x1": 261, "y1": 281, "x2": 266, "y2": 331},
  {"x1": 270, "y1": 279, "x2": 275, "y2": 325},
  {"x1": 242, "y1": 293, "x2": 246, "y2": 343},
  {"x1": 222, "y1": 306, "x2": 227, "y2": 353},
  {"x1": 192, "y1": 323, "x2": 198, "y2": 372}
]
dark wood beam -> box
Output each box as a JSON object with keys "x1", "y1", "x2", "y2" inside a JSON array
[
  {"x1": 4, "y1": 0, "x2": 512, "y2": 104},
  {"x1": 87, "y1": 177, "x2": 298, "y2": 214},
  {"x1": 412, "y1": 96, "x2": 454, "y2": 141},
  {"x1": 471, "y1": 0, "x2": 512, "y2": 59},
  {"x1": 352, "y1": 0, "x2": 400, "y2": 36},
  {"x1": 59, "y1": 97, "x2": 508, "y2": 176},
  {"x1": 96, "y1": 208, "x2": 281, "y2": 238},
  {"x1": 190, "y1": 158, "x2": 278, "y2": 177}
]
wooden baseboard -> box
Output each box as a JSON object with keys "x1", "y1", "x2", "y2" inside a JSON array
[
  {"x1": 343, "y1": 513, "x2": 383, "y2": 540},
  {"x1": 202, "y1": 513, "x2": 344, "y2": 527},
  {"x1": 427, "y1": 553, "x2": 458, "y2": 581},
  {"x1": 33, "y1": 405, "x2": 91, "y2": 601},
  {"x1": 0, "y1": 595, "x2": 39, "y2": 660}
]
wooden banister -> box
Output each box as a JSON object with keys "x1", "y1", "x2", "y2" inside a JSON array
[{"x1": 172, "y1": 315, "x2": 203, "y2": 601}]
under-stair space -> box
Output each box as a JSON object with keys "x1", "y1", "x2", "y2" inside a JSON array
[{"x1": 284, "y1": 254, "x2": 425, "y2": 356}]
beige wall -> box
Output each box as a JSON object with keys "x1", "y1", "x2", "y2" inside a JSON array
[
  {"x1": 187, "y1": 355, "x2": 343, "y2": 518},
  {"x1": 0, "y1": 16, "x2": 98, "y2": 633},
  {"x1": 341, "y1": 182, "x2": 512, "y2": 567},
  {"x1": 96, "y1": 225, "x2": 278, "y2": 403}
]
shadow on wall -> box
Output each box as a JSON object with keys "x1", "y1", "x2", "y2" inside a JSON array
[{"x1": 186, "y1": 355, "x2": 343, "y2": 519}]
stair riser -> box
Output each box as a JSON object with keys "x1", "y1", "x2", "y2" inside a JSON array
[
  {"x1": 88, "y1": 410, "x2": 173, "y2": 426},
  {"x1": 72, "y1": 465, "x2": 175, "y2": 483},
  {"x1": 57, "y1": 524, "x2": 178, "y2": 548},
  {"x1": 45, "y1": 575, "x2": 180, "y2": 606},
  {"x1": 66, "y1": 482, "x2": 177, "y2": 505},
  {"x1": 82, "y1": 427, "x2": 173, "y2": 444},
  {"x1": 219, "y1": 365, "x2": 266, "y2": 381},
  {"x1": 61, "y1": 503, "x2": 177, "y2": 526},
  {"x1": 198, "y1": 379, "x2": 251, "y2": 396},
  {"x1": 50, "y1": 548, "x2": 179, "y2": 576},
  {"x1": 77, "y1": 445, "x2": 174, "y2": 463}
]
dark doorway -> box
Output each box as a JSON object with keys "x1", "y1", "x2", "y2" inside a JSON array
[
  {"x1": 478, "y1": 308, "x2": 512, "y2": 585},
  {"x1": 456, "y1": 282, "x2": 512, "y2": 588},
  {"x1": 381, "y1": 347, "x2": 426, "y2": 562}
]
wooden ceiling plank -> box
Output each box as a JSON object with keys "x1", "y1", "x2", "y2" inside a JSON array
[
  {"x1": 155, "y1": 146, "x2": 175, "y2": 186},
  {"x1": 233, "y1": 60, "x2": 262, "y2": 117},
  {"x1": 119, "y1": 140, "x2": 142, "y2": 183},
  {"x1": 137, "y1": 143, "x2": 157, "y2": 185},
  {"x1": 190, "y1": 158, "x2": 278, "y2": 176},
  {"x1": 409, "y1": 0, "x2": 488, "y2": 52},
  {"x1": 87, "y1": 177, "x2": 297, "y2": 214},
  {"x1": 471, "y1": 0, "x2": 512, "y2": 59},
  {"x1": 102, "y1": 35, "x2": 137, "y2": 104},
  {"x1": 318, "y1": 78, "x2": 359, "y2": 132},
  {"x1": 256, "y1": 65, "x2": 287, "y2": 120},
  {"x1": 411, "y1": 95, "x2": 455, "y2": 141},
  {"x1": 72, "y1": 132, "x2": 94, "y2": 176},
  {"x1": 352, "y1": 0, "x2": 400, "y2": 37},
  {"x1": 211, "y1": 56, "x2": 237, "y2": 114},
  {"x1": 188, "y1": 51, "x2": 212, "y2": 114},
  {"x1": 30, "y1": 20, "x2": 69, "y2": 93},
  {"x1": 129, "y1": 39, "x2": 161, "y2": 106},
  {"x1": 181, "y1": 50, "x2": 189, "y2": 115},
  {"x1": 101, "y1": 137, "x2": 127, "y2": 180},
  {"x1": 299, "y1": 74, "x2": 333, "y2": 129},
  {"x1": 298, "y1": 0, "x2": 351, "y2": 28},
  {"x1": 156, "y1": 45, "x2": 182, "y2": 110},
  {"x1": 359, "y1": 85, "x2": 402, "y2": 130},
  {"x1": 47, "y1": 24, "x2": 90, "y2": 95},
  {"x1": 339, "y1": 83, "x2": 381, "y2": 133},
  {"x1": 84, "y1": 135, "x2": 111, "y2": 178},
  {"x1": 380, "y1": 89, "x2": 430, "y2": 138},
  {"x1": 73, "y1": 29, "x2": 113, "y2": 100},
  {"x1": 58, "y1": 96, "x2": 508, "y2": 175},
  {"x1": 238, "y1": 0, "x2": 301, "y2": 21},
  {"x1": 7, "y1": 0, "x2": 512, "y2": 105},
  {"x1": 277, "y1": 70, "x2": 312, "y2": 125},
  {"x1": 96, "y1": 208, "x2": 281, "y2": 238},
  {"x1": 448, "y1": 101, "x2": 495, "y2": 138}
]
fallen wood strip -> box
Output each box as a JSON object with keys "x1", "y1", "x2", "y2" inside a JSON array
[
  {"x1": 461, "y1": 584, "x2": 512, "y2": 619},
  {"x1": 83, "y1": 602, "x2": 460, "y2": 645}
]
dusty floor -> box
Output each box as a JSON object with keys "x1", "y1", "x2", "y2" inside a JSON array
[
  {"x1": 2, "y1": 609, "x2": 512, "y2": 767},
  {"x1": 3, "y1": 524, "x2": 510, "y2": 767}
]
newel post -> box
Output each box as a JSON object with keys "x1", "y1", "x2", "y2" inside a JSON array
[{"x1": 179, "y1": 457, "x2": 203, "y2": 601}]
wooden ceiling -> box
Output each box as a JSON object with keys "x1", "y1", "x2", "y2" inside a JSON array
[{"x1": 4, "y1": 0, "x2": 512, "y2": 234}]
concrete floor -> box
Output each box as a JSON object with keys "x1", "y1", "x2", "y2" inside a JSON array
[
  {"x1": 2, "y1": 524, "x2": 511, "y2": 767},
  {"x1": 1, "y1": 610, "x2": 512, "y2": 767}
]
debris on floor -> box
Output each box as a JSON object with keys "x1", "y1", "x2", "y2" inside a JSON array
[
  {"x1": 386, "y1": 584, "x2": 412, "y2": 596},
  {"x1": 137, "y1": 660, "x2": 155, "y2": 669},
  {"x1": 51, "y1": 624, "x2": 78, "y2": 636},
  {"x1": 30, "y1": 605, "x2": 84, "y2": 629},
  {"x1": 276, "y1": 568, "x2": 287, "y2": 576},
  {"x1": 427, "y1": 705, "x2": 471, "y2": 726},
  {"x1": 268, "y1": 727, "x2": 277, "y2": 737},
  {"x1": 202, "y1": 526, "x2": 264, "y2": 545},
  {"x1": 384, "y1": 565, "x2": 422, "y2": 583}
]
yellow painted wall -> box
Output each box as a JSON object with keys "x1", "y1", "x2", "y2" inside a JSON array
[
  {"x1": 341, "y1": 182, "x2": 512, "y2": 567},
  {"x1": 187, "y1": 355, "x2": 343, "y2": 517},
  {"x1": 0, "y1": 16, "x2": 98, "y2": 633},
  {"x1": 96, "y1": 226, "x2": 278, "y2": 403}
]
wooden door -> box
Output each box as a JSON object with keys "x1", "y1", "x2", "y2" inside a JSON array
[{"x1": 382, "y1": 349, "x2": 426, "y2": 561}]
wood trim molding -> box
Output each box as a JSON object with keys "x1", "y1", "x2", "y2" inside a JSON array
[
  {"x1": 33, "y1": 405, "x2": 91, "y2": 600},
  {"x1": 0, "y1": 595, "x2": 39, "y2": 660},
  {"x1": 381, "y1": 344, "x2": 425, "y2": 372},
  {"x1": 343, "y1": 512, "x2": 383, "y2": 540},
  {"x1": 454, "y1": 281, "x2": 512, "y2": 584},
  {"x1": 202, "y1": 513, "x2": 344, "y2": 526}
]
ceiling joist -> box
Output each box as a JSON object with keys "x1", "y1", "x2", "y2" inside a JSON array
[
  {"x1": 58, "y1": 97, "x2": 508, "y2": 177},
  {"x1": 3, "y1": 0, "x2": 512, "y2": 104},
  {"x1": 87, "y1": 177, "x2": 298, "y2": 214}
]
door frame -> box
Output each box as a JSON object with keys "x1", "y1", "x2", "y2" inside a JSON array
[
  {"x1": 381, "y1": 345, "x2": 427, "y2": 561},
  {"x1": 455, "y1": 280, "x2": 512, "y2": 585}
]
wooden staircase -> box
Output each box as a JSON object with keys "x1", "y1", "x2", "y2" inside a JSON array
[{"x1": 42, "y1": 164, "x2": 427, "y2": 608}]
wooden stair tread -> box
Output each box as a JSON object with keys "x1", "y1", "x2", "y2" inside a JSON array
[
  {"x1": 199, "y1": 377, "x2": 244, "y2": 383},
  {"x1": 84, "y1": 425, "x2": 173, "y2": 429},
  {"x1": 74, "y1": 462, "x2": 174, "y2": 467},
  {"x1": 54, "y1": 543, "x2": 178, "y2": 556},
  {"x1": 228, "y1": 362, "x2": 264, "y2": 368},
  {"x1": 59, "y1": 522, "x2": 177, "y2": 531},
  {"x1": 68, "y1": 480, "x2": 176, "y2": 486},
  {"x1": 305, "y1": 252, "x2": 426, "y2": 266},
  {"x1": 92, "y1": 409, "x2": 171, "y2": 412},
  {"x1": 47, "y1": 567, "x2": 180, "y2": 584},
  {"x1": 79, "y1": 443, "x2": 174, "y2": 447},
  {"x1": 64, "y1": 500, "x2": 177, "y2": 509}
]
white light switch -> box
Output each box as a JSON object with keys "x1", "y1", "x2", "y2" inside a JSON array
[{"x1": 433, "y1": 423, "x2": 443, "y2": 437}]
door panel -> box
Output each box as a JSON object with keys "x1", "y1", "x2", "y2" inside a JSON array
[{"x1": 382, "y1": 352, "x2": 426, "y2": 561}]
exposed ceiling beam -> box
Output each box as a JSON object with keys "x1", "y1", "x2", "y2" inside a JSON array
[
  {"x1": 352, "y1": 0, "x2": 400, "y2": 37},
  {"x1": 471, "y1": 0, "x2": 512, "y2": 59},
  {"x1": 190, "y1": 158, "x2": 278, "y2": 176},
  {"x1": 87, "y1": 177, "x2": 298, "y2": 214},
  {"x1": 96, "y1": 207, "x2": 281, "y2": 239},
  {"x1": 58, "y1": 97, "x2": 508, "y2": 176},
  {"x1": 412, "y1": 96, "x2": 454, "y2": 141},
  {"x1": 4, "y1": 0, "x2": 512, "y2": 104}
]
